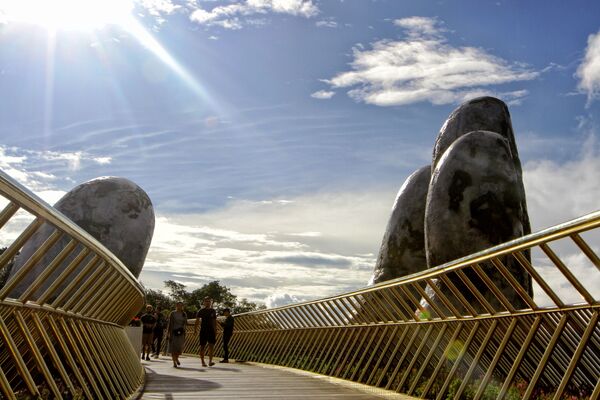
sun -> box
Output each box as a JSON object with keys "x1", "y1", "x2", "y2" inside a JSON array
[
  {"x1": 0, "y1": 0, "x2": 216, "y2": 108},
  {"x1": 0, "y1": 0, "x2": 135, "y2": 31}
]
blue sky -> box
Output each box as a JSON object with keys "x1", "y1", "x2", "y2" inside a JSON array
[{"x1": 1, "y1": 0, "x2": 599, "y2": 307}]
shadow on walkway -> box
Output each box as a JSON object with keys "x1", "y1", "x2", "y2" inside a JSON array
[
  {"x1": 144, "y1": 367, "x2": 222, "y2": 393},
  {"x1": 141, "y1": 356, "x2": 409, "y2": 399}
]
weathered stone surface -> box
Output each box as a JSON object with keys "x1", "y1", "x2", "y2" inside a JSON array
[
  {"x1": 370, "y1": 165, "x2": 430, "y2": 285},
  {"x1": 433, "y1": 97, "x2": 518, "y2": 170},
  {"x1": 432, "y1": 96, "x2": 531, "y2": 238},
  {"x1": 424, "y1": 130, "x2": 532, "y2": 312},
  {"x1": 8, "y1": 177, "x2": 154, "y2": 298}
]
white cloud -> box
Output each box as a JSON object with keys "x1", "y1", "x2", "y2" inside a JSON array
[
  {"x1": 524, "y1": 135, "x2": 600, "y2": 230},
  {"x1": 576, "y1": 29, "x2": 600, "y2": 104},
  {"x1": 189, "y1": 0, "x2": 318, "y2": 29},
  {"x1": 250, "y1": 0, "x2": 318, "y2": 17},
  {"x1": 137, "y1": 0, "x2": 181, "y2": 16},
  {"x1": 137, "y1": 141, "x2": 600, "y2": 308},
  {"x1": 3, "y1": 133, "x2": 599, "y2": 311},
  {"x1": 265, "y1": 293, "x2": 301, "y2": 308},
  {"x1": 288, "y1": 231, "x2": 322, "y2": 237},
  {"x1": 316, "y1": 19, "x2": 337, "y2": 28},
  {"x1": 0, "y1": 148, "x2": 29, "y2": 187},
  {"x1": 0, "y1": 145, "x2": 111, "y2": 197},
  {"x1": 140, "y1": 189, "x2": 393, "y2": 304},
  {"x1": 520, "y1": 135, "x2": 600, "y2": 307},
  {"x1": 32, "y1": 149, "x2": 112, "y2": 170},
  {"x1": 0, "y1": 147, "x2": 52, "y2": 192},
  {"x1": 0, "y1": 148, "x2": 71, "y2": 246},
  {"x1": 135, "y1": 129, "x2": 599, "y2": 308},
  {"x1": 0, "y1": 209, "x2": 35, "y2": 248},
  {"x1": 393, "y1": 16, "x2": 444, "y2": 39},
  {"x1": 93, "y1": 156, "x2": 113, "y2": 165},
  {"x1": 311, "y1": 90, "x2": 335, "y2": 99},
  {"x1": 325, "y1": 16, "x2": 538, "y2": 107},
  {"x1": 533, "y1": 250, "x2": 600, "y2": 307},
  {"x1": 46, "y1": 151, "x2": 84, "y2": 170}
]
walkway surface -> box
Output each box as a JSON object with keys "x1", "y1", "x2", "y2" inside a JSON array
[{"x1": 141, "y1": 356, "x2": 414, "y2": 399}]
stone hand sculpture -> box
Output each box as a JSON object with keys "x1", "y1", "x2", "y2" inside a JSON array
[
  {"x1": 7, "y1": 177, "x2": 155, "y2": 300},
  {"x1": 370, "y1": 96, "x2": 533, "y2": 315},
  {"x1": 371, "y1": 165, "x2": 431, "y2": 285},
  {"x1": 425, "y1": 130, "x2": 531, "y2": 312}
]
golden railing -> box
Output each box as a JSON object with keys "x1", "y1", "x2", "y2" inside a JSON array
[
  {"x1": 200, "y1": 211, "x2": 600, "y2": 399},
  {"x1": 0, "y1": 170, "x2": 145, "y2": 399},
  {"x1": 2, "y1": 163, "x2": 599, "y2": 399}
]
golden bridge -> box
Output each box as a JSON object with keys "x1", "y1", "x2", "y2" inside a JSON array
[{"x1": 0, "y1": 169, "x2": 598, "y2": 399}]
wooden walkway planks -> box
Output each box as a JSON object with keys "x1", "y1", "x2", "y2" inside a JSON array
[{"x1": 140, "y1": 356, "x2": 415, "y2": 399}]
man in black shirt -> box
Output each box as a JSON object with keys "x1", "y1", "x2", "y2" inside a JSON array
[
  {"x1": 140, "y1": 304, "x2": 156, "y2": 361},
  {"x1": 152, "y1": 305, "x2": 167, "y2": 358},
  {"x1": 219, "y1": 308, "x2": 234, "y2": 363},
  {"x1": 194, "y1": 296, "x2": 216, "y2": 367}
]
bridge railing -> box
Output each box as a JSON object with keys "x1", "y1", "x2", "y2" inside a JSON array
[
  {"x1": 0, "y1": 170, "x2": 145, "y2": 399},
  {"x1": 222, "y1": 211, "x2": 600, "y2": 399}
]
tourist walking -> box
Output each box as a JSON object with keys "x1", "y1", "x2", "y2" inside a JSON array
[
  {"x1": 194, "y1": 296, "x2": 217, "y2": 367},
  {"x1": 166, "y1": 301, "x2": 187, "y2": 368},
  {"x1": 152, "y1": 305, "x2": 167, "y2": 358},
  {"x1": 140, "y1": 305, "x2": 156, "y2": 361},
  {"x1": 219, "y1": 308, "x2": 234, "y2": 363}
]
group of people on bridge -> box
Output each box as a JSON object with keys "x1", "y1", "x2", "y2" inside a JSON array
[{"x1": 135, "y1": 297, "x2": 235, "y2": 368}]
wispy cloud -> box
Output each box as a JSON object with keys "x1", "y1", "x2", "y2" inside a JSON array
[
  {"x1": 575, "y1": 29, "x2": 600, "y2": 105},
  {"x1": 0, "y1": 106, "x2": 431, "y2": 219},
  {"x1": 524, "y1": 135, "x2": 600, "y2": 230},
  {"x1": 139, "y1": 190, "x2": 392, "y2": 303},
  {"x1": 2, "y1": 135, "x2": 599, "y2": 308},
  {"x1": 311, "y1": 90, "x2": 335, "y2": 99},
  {"x1": 138, "y1": 132, "x2": 600, "y2": 306},
  {"x1": 138, "y1": 136, "x2": 600, "y2": 307},
  {"x1": 189, "y1": 0, "x2": 318, "y2": 30},
  {"x1": 321, "y1": 16, "x2": 538, "y2": 106},
  {"x1": 316, "y1": 19, "x2": 337, "y2": 28},
  {"x1": 0, "y1": 145, "x2": 109, "y2": 196},
  {"x1": 36, "y1": 150, "x2": 112, "y2": 170},
  {"x1": 393, "y1": 16, "x2": 444, "y2": 38}
]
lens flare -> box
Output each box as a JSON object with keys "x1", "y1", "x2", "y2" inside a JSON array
[
  {"x1": 0, "y1": 0, "x2": 134, "y2": 30},
  {"x1": 446, "y1": 340, "x2": 464, "y2": 362}
]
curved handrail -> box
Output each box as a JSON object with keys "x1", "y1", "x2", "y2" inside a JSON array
[
  {"x1": 0, "y1": 169, "x2": 145, "y2": 399},
  {"x1": 0, "y1": 169, "x2": 144, "y2": 324},
  {"x1": 225, "y1": 211, "x2": 600, "y2": 399},
  {"x1": 237, "y1": 209, "x2": 600, "y2": 323},
  {"x1": 0, "y1": 170, "x2": 143, "y2": 289}
]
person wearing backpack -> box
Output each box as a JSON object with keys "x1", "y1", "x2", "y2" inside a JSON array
[
  {"x1": 219, "y1": 308, "x2": 234, "y2": 363},
  {"x1": 140, "y1": 304, "x2": 156, "y2": 361},
  {"x1": 152, "y1": 305, "x2": 167, "y2": 358}
]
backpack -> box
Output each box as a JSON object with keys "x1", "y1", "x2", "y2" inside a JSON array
[{"x1": 155, "y1": 313, "x2": 166, "y2": 330}]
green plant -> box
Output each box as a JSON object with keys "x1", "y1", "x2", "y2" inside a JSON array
[
  {"x1": 481, "y1": 381, "x2": 500, "y2": 400},
  {"x1": 445, "y1": 378, "x2": 462, "y2": 400}
]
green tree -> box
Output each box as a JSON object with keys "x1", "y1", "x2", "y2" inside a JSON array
[
  {"x1": 189, "y1": 280, "x2": 237, "y2": 312},
  {"x1": 151, "y1": 279, "x2": 266, "y2": 315},
  {"x1": 164, "y1": 280, "x2": 188, "y2": 302},
  {"x1": 144, "y1": 288, "x2": 173, "y2": 312},
  {"x1": 235, "y1": 298, "x2": 266, "y2": 314}
]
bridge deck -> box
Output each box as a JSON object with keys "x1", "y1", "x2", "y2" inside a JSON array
[{"x1": 141, "y1": 356, "x2": 414, "y2": 399}]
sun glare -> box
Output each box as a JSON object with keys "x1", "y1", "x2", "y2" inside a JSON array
[
  {"x1": 0, "y1": 0, "x2": 134, "y2": 31},
  {"x1": 0, "y1": 0, "x2": 217, "y2": 111}
]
